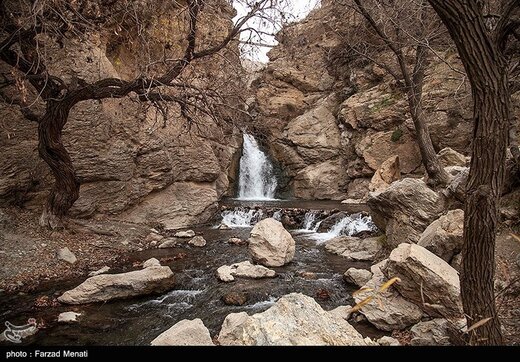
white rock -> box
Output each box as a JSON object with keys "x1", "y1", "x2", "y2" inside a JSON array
[
  {"x1": 151, "y1": 319, "x2": 214, "y2": 346},
  {"x1": 58, "y1": 312, "x2": 81, "y2": 323},
  {"x1": 217, "y1": 265, "x2": 235, "y2": 282},
  {"x1": 438, "y1": 147, "x2": 467, "y2": 168},
  {"x1": 142, "y1": 258, "x2": 161, "y2": 268},
  {"x1": 249, "y1": 218, "x2": 295, "y2": 267},
  {"x1": 158, "y1": 238, "x2": 178, "y2": 248},
  {"x1": 218, "y1": 224, "x2": 231, "y2": 230},
  {"x1": 88, "y1": 266, "x2": 110, "y2": 277},
  {"x1": 218, "y1": 293, "x2": 367, "y2": 346},
  {"x1": 188, "y1": 236, "x2": 206, "y2": 247},
  {"x1": 174, "y1": 230, "x2": 196, "y2": 238},
  {"x1": 329, "y1": 305, "x2": 352, "y2": 320},
  {"x1": 325, "y1": 236, "x2": 382, "y2": 261},
  {"x1": 355, "y1": 260, "x2": 423, "y2": 331},
  {"x1": 58, "y1": 263, "x2": 174, "y2": 304},
  {"x1": 217, "y1": 261, "x2": 276, "y2": 282},
  {"x1": 57, "y1": 247, "x2": 77, "y2": 264},
  {"x1": 343, "y1": 268, "x2": 373, "y2": 287},
  {"x1": 383, "y1": 243, "x2": 463, "y2": 318}
]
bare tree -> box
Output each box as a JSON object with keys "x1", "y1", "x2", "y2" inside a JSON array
[
  {"x1": 340, "y1": 0, "x2": 451, "y2": 186},
  {"x1": 427, "y1": 0, "x2": 519, "y2": 345},
  {"x1": 0, "y1": 0, "x2": 282, "y2": 228}
]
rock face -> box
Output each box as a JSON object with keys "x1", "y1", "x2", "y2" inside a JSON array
[
  {"x1": 216, "y1": 261, "x2": 276, "y2": 282},
  {"x1": 151, "y1": 319, "x2": 214, "y2": 346},
  {"x1": 217, "y1": 293, "x2": 367, "y2": 346},
  {"x1": 58, "y1": 258, "x2": 174, "y2": 304},
  {"x1": 0, "y1": 0, "x2": 242, "y2": 228},
  {"x1": 418, "y1": 210, "x2": 464, "y2": 262},
  {"x1": 355, "y1": 261, "x2": 423, "y2": 331},
  {"x1": 246, "y1": 1, "x2": 486, "y2": 200},
  {"x1": 369, "y1": 155, "x2": 401, "y2": 194},
  {"x1": 383, "y1": 243, "x2": 463, "y2": 318},
  {"x1": 57, "y1": 247, "x2": 77, "y2": 264},
  {"x1": 174, "y1": 230, "x2": 196, "y2": 238},
  {"x1": 248, "y1": 218, "x2": 295, "y2": 267},
  {"x1": 325, "y1": 236, "x2": 381, "y2": 261},
  {"x1": 368, "y1": 178, "x2": 446, "y2": 246},
  {"x1": 343, "y1": 268, "x2": 373, "y2": 287}
]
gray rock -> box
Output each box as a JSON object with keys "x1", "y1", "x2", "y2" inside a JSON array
[
  {"x1": 58, "y1": 312, "x2": 81, "y2": 323},
  {"x1": 145, "y1": 232, "x2": 164, "y2": 243},
  {"x1": 355, "y1": 260, "x2": 423, "y2": 331},
  {"x1": 216, "y1": 265, "x2": 235, "y2": 282},
  {"x1": 325, "y1": 236, "x2": 381, "y2": 261},
  {"x1": 383, "y1": 243, "x2": 463, "y2": 318},
  {"x1": 58, "y1": 262, "x2": 174, "y2": 304},
  {"x1": 88, "y1": 266, "x2": 110, "y2": 277},
  {"x1": 377, "y1": 336, "x2": 400, "y2": 346},
  {"x1": 218, "y1": 293, "x2": 367, "y2": 346},
  {"x1": 450, "y1": 253, "x2": 462, "y2": 272},
  {"x1": 158, "y1": 238, "x2": 178, "y2": 248},
  {"x1": 410, "y1": 318, "x2": 466, "y2": 346},
  {"x1": 174, "y1": 230, "x2": 196, "y2": 238},
  {"x1": 328, "y1": 305, "x2": 352, "y2": 320},
  {"x1": 249, "y1": 218, "x2": 295, "y2": 267},
  {"x1": 188, "y1": 236, "x2": 207, "y2": 247},
  {"x1": 343, "y1": 268, "x2": 373, "y2": 287},
  {"x1": 57, "y1": 247, "x2": 77, "y2": 264},
  {"x1": 418, "y1": 210, "x2": 464, "y2": 262},
  {"x1": 151, "y1": 319, "x2": 214, "y2": 346}
]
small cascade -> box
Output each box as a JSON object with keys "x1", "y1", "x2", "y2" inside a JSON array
[
  {"x1": 237, "y1": 134, "x2": 278, "y2": 200},
  {"x1": 220, "y1": 208, "x2": 263, "y2": 228},
  {"x1": 322, "y1": 214, "x2": 377, "y2": 239},
  {"x1": 300, "y1": 211, "x2": 321, "y2": 232}
]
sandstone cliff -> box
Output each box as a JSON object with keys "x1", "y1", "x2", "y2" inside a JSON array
[
  {"x1": 251, "y1": 1, "x2": 519, "y2": 200},
  {"x1": 0, "y1": 0, "x2": 243, "y2": 228}
]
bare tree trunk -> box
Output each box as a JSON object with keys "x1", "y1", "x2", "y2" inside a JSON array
[
  {"x1": 407, "y1": 44, "x2": 451, "y2": 187},
  {"x1": 428, "y1": 0, "x2": 511, "y2": 345},
  {"x1": 38, "y1": 101, "x2": 80, "y2": 229}
]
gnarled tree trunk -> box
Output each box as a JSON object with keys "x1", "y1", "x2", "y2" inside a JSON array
[
  {"x1": 428, "y1": 0, "x2": 512, "y2": 345},
  {"x1": 38, "y1": 101, "x2": 80, "y2": 229}
]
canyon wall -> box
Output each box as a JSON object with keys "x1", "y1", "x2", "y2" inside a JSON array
[
  {"x1": 0, "y1": 0, "x2": 243, "y2": 228},
  {"x1": 251, "y1": 1, "x2": 519, "y2": 200}
]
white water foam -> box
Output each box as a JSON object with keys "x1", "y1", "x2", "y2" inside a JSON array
[
  {"x1": 311, "y1": 214, "x2": 377, "y2": 243},
  {"x1": 221, "y1": 208, "x2": 263, "y2": 228}
]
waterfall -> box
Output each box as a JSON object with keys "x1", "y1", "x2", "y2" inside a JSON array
[
  {"x1": 237, "y1": 134, "x2": 277, "y2": 200},
  {"x1": 301, "y1": 211, "x2": 321, "y2": 232},
  {"x1": 327, "y1": 214, "x2": 376, "y2": 237}
]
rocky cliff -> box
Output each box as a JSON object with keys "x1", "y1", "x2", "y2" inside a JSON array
[
  {"x1": 0, "y1": 0, "x2": 243, "y2": 228},
  {"x1": 250, "y1": 1, "x2": 519, "y2": 200}
]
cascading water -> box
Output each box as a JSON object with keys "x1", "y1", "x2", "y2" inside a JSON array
[
  {"x1": 237, "y1": 134, "x2": 278, "y2": 200},
  {"x1": 221, "y1": 208, "x2": 263, "y2": 228},
  {"x1": 300, "y1": 211, "x2": 321, "y2": 232}
]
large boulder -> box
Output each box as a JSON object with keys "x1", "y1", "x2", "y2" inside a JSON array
[
  {"x1": 249, "y1": 218, "x2": 295, "y2": 267},
  {"x1": 383, "y1": 243, "x2": 463, "y2": 318},
  {"x1": 151, "y1": 319, "x2": 214, "y2": 346},
  {"x1": 325, "y1": 236, "x2": 382, "y2": 261},
  {"x1": 369, "y1": 155, "x2": 401, "y2": 194},
  {"x1": 368, "y1": 178, "x2": 446, "y2": 246},
  {"x1": 437, "y1": 148, "x2": 467, "y2": 168},
  {"x1": 355, "y1": 261, "x2": 423, "y2": 331},
  {"x1": 217, "y1": 293, "x2": 367, "y2": 346},
  {"x1": 418, "y1": 210, "x2": 464, "y2": 262},
  {"x1": 58, "y1": 258, "x2": 174, "y2": 304},
  {"x1": 216, "y1": 261, "x2": 276, "y2": 282}
]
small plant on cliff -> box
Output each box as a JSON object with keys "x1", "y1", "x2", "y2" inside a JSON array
[{"x1": 391, "y1": 128, "x2": 403, "y2": 143}]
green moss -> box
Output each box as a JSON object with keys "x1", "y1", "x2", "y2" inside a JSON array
[
  {"x1": 391, "y1": 128, "x2": 403, "y2": 143},
  {"x1": 370, "y1": 95, "x2": 397, "y2": 114}
]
